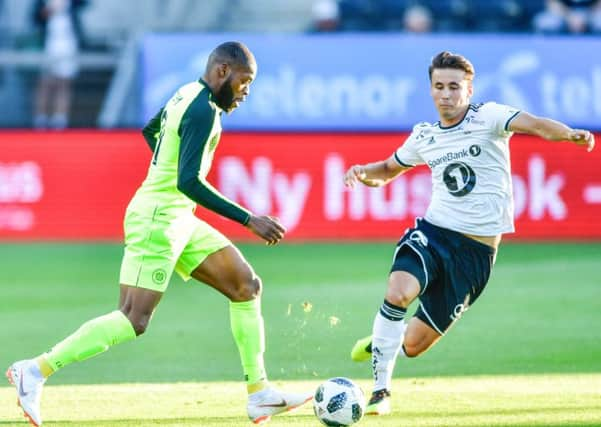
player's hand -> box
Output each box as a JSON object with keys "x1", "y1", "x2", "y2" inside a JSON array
[
  {"x1": 568, "y1": 129, "x2": 595, "y2": 152},
  {"x1": 246, "y1": 215, "x2": 286, "y2": 245},
  {"x1": 343, "y1": 165, "x2": 367, "y2": 189}
]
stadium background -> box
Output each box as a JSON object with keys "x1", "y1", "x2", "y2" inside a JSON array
[{"x1": 1, "y1": 1, "x2": 600, "y2": 426}]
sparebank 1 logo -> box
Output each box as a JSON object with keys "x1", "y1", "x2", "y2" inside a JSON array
[
  {"x1": 443, "y1": 162, "x2": 476, "y2": 197},
  {"x1": 475, "y1": 51, "x2": 540, "y2": 111}
]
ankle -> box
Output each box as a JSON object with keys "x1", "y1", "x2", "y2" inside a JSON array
[
  {"x1": 35, "y1": 356, "x2": 54, "y2": 378},
  {"x1": 247, "y1": 379, "x2": 269, "y2": 395}
]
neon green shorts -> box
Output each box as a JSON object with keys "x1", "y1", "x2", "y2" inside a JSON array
[{"x1": 119, "y1": 208, "x2": 231, "y2": 292}]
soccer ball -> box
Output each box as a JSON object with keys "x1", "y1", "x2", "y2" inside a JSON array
[{"x1": 313, "y1": 377, "x2": 365, "y2": 426}]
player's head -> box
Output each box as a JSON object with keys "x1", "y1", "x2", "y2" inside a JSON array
[
  {"x1": 428, "y1": 51, "x2": 474, "y2": 124},
  {"x1": 205, "y1": 41, "x2": 257, "y2": 113}
]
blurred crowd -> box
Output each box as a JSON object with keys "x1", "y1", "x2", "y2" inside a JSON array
[
  {"x1": 1, "y1": 0, "x2": 600, "y2": 130},
  {"x1": 310, "y1": 0, "x2": 601, "y2": 34},
  {"x1": 31, "y1": 0, "x2": 87, "y2": 129}
]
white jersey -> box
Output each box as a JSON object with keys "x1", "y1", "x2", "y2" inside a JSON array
[{"x1": 394, "y1": 102, "x2": 521, "y2": 236}]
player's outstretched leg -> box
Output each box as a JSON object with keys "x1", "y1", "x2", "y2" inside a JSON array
[
  {"x1": 6, "y1": 310, "x2": 137, "y2": 426},
  {"x1": 247, "y1": 388, "x2": 313, "y2": 425},
  {"x1": 6, "y1": 360, "x2": 45, "y2": 427}
]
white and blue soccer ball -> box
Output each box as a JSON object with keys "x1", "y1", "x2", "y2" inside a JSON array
[{"x1": 313, "y1": 377, "x2": 365, "y2": 426}]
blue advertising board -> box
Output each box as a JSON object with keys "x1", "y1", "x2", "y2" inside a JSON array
[{"x1": 142, "y1": 33, "x2": 601, "y2": 130}]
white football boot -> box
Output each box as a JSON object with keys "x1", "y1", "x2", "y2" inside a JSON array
[
  {"x1": 247, "y1": 387, "x2": 313, "y2": 424},
  {"x1": 6, "y1": 360, "x2": 45, "y2": 427}
]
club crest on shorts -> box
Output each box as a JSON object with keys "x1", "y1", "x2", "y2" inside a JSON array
[
  {"x1": 409, "y1": 230, "x2": 428, "y2": 247},
  {"x1": 152, "y1": 269, "x2": 167, "y2": 285}
]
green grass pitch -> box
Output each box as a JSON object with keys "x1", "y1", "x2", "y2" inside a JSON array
[{"x1": 1, "y1": 242, "x2": 600, "y2": 426}]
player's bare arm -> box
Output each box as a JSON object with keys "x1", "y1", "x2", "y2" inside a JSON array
[
  {"x1": 246, "y1": 215, "x2": 286, "y2": 246},
  {"x1": 509, "y1": 111, "x2": 595, "y2": 152},
  {"x1": 344, "y1": 155, "x2": 411, "y2": 188}
]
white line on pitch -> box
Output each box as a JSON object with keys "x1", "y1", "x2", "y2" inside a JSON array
[{"x1": 583, "y1": 185, "x2": 601, "y2": 204}]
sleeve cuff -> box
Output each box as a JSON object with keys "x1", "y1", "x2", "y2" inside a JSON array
[
  {"x1": 394, "y1": 152, "x2": 414, "y2": 167},
  {"x1": 241, "y1": 212, "x2": 251, "y2": 226},
  {"x1": 504, "y1": 110, "x2": 521, "y2": 132}
]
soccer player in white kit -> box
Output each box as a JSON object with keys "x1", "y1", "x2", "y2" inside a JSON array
[{"x1": 343, "y1": 51, "x2": 595, "y2": 416}]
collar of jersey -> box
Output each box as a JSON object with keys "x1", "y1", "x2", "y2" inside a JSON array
[
  {"x1": 198, "y1": 77, "x2": 223, "y2": 113},
  {"x1": 436, "y1": 104, "x2": 472, "y2": 130},
  {"x1": 198, "y1": 77, "x2": 215, "y2": 97}
]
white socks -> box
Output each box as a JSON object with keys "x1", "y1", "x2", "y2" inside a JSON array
[{"x1": 371, "y1": 310, "x2": 407, "y2": 392}]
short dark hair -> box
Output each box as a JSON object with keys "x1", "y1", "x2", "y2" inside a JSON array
[
  {"x1": 428, "y1": 51, "x2": 474, "y2": 81},
  {"x1": 207, "y1": 41, "x2": 255, "y2": 71}
]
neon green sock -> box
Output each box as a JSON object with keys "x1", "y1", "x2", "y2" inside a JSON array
[
  {"x1": 230, "y1": 299, "x2": 267, "y2": 386},
  {"x1": 44, "y1": 310, "x2": 136, "y2": 372}
]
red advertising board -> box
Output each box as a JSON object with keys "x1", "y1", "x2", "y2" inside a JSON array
[{"x1": 1, "y1": 131, "x2": 600, "y2": 240}]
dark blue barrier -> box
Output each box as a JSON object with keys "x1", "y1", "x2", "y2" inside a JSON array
[{"x1": 142, "y1": 33, "x2": 601, "y2": 130}]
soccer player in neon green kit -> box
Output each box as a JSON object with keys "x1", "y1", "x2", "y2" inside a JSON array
[{"x1": 6, "y1": 41, "x2": 311, "y2": 426}]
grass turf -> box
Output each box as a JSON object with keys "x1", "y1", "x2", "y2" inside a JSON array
[
  {"x1": 1, "y1": 376, "x2": 600, "y2": 426},
  {"x1": 0, "y1": 242, "x2": 600, "y2": 425}
]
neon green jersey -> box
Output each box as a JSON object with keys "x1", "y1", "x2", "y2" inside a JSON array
[{"x1": 129, "y1": 79, "x2": 250, "y2": 224}]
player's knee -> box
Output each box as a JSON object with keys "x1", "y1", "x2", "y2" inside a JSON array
[
  {"x1": 130, "y1": 318, "x2": 150, "y2": 336},
  {"x1": 122, "y1": 312, "x2": 151, "y2": 336},
  {"x1": 231, "y1": 276, "x2": 262, "y2": 301},
  {"x1": 385, "y1": 289, "x2": 414, "y2": 309},
  {"x1": 401, "y1": 343, "x2": 422, "y2": 358},
  {"x1": 387, "y1": 272, "x2": 420, "y2": 308}
]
